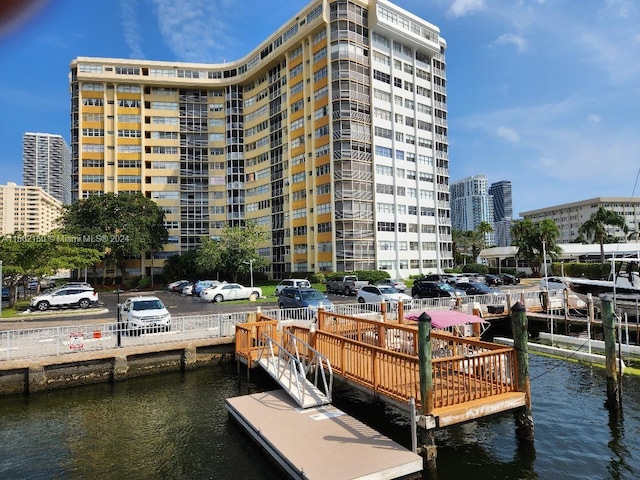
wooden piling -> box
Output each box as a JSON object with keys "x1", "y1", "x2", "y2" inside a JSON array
[
  {"x1": 601, "y1": 296, "x2": 621, "y2": 411},
  {"x1": 417, "y1": 312, "x2": 436, "y2": 470},
  {"x1": 510, "y1": 301, "x2": 535, "y2": 444}
]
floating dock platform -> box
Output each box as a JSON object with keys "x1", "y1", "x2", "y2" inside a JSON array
[{"x1": 226, "y1": 389, "x2": 423, "y2": 480}]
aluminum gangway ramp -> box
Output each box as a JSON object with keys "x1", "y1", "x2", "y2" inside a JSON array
[{"x1": 256, "y1": 330, "x2": 333, "y2": 409}]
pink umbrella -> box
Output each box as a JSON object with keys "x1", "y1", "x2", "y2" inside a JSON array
[{"x1": 404, "y1": 310, "x2": 486, "y2": 329}]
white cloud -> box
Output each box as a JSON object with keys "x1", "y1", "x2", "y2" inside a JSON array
[
  {"x1": 496, "y1": 126, "x2": 519, "y2": 143},
  {"x1": 120, "y1": 0, "x2": 145, "y2": 59},
  {"x1": 587, "y1": 114, "x2": 601, "y2": 123},
  {"x1": 495, "y1": 33, "x2": 527, "y2": 52},
  {"x1": 150, "y1": 0, "x2": 240, "y2": 63},
  {"x1": 448, "y1": 0, "x2": 485, "y2": 17}
]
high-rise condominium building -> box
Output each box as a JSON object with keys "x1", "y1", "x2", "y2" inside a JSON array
[
  {"x1": 450, "y1": 175, "x2": 494, "y2": 245},
  {"x1": 0, "y1": 182, "x2": 64, "y2": 236},
  {"x1": 69, "y1": 0, "x2": 452, "y2": 278},
  {"x1": 488, "y1": 180, "x2": 512, "y2": 247},
  {"x1": 23, "y1": 132, "x2": 72, "y2": 205}
]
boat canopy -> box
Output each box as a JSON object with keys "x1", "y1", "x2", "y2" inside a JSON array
[{"x1": 404, "y1": 310, "x2": 486, "y2": 329}]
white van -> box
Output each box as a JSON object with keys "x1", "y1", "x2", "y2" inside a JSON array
[{"x1": 275, "y1": 278, "x2": 311, "y2": 296}]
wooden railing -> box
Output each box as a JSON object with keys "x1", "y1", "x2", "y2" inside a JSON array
[{"x1": 240, "y1": 313, "x2": 519, "y2": 413}]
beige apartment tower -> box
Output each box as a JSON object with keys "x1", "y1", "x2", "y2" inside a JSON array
[
  {"x1": 69, "y1": 0, "x2": 452, "y2": 278},
  {"x1": 0, "y1": 182, "x2": 64, "y2": 236}
]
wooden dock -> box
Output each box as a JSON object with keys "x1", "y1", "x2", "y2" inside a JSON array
[{"x1": 226, "y1": 389, "x2": 423, "y2": 480}]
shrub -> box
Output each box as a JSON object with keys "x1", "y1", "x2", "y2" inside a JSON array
[
  {"x1": 462, "y1": 263, "x2": 489, "y2": 274},
  {"x1": 138, "y1": 277, "x2": 152, "y2": 289}
]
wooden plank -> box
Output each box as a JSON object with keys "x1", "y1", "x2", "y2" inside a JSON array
[
  {"x1": 226, "y1": 389, "x2": 423, "y2": 480},
  {"x1": 432, "y1": 392, "x2": 526, "y2": 427}
]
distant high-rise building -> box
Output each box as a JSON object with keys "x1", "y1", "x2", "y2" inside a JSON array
[
  {"x1": 69, "y1": 0, "x2": 454, "y2": 278},
  {"x1": 521, "y1": 197, "x2": 640, "y2": 244},
  {"x1": 0, "y1": 182, "x2": 64, "y2": 235},
  {"x1": 489, "y1": 180, "x2": 512, "y2": 246},
  {"x1": 23, "y1": 132, "x2": 71, "y2": 204},
  {"x1": 451, "y1": 175, "x2": 494, "y2": 245}
]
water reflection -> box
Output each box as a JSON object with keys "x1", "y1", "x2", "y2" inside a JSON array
[{"x1": 0, "y1": 357, "x2": 639, "y2": 479}]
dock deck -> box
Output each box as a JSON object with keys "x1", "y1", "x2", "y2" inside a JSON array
[{"x1": 226, "y1": 389, "x2": 423, "y2": 480}]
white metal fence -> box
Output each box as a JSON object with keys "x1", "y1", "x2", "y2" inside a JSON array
[{"x1": 0, "y1": 291, "x2": 563, "y2": 362}]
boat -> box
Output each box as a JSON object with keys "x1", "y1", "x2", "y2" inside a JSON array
[{"x1": 564, "y1": 258, "x2": 640, "y2": 316}]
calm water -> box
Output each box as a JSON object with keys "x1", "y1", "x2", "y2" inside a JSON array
[{"x1": 1, "y1": 356, "x2": 639, "y2": 479}]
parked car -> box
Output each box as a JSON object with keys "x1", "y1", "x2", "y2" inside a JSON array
[
  {"x1": 1, "y1": 286, "x2": 9, "y2": 302},
  {"x1": 167, "y1": 280, "x2": 189, "y2": 292},
  {"x1": 375, "y1": 278, "x2": 407, "y2": 292},
  {"x1": 411, "y1": 280, "x2": 466, "y2": 300},
  {"x1": 464, "y1": 273, "x2": 484, "y2": 284},
  {"x1": 278, "y1": 287, "x2": 334, "y2": 314},
  {"x1": 275, "y1": 278, "x2": 311, "y2": 296},
  {"x1": 29, "y1": 285, "x2": 99, "y2": 312},
  {"x1": 484, "y1": 274, "x2": 503, "y2": 286},
  {"x1": 539, "y1": 277, "x2": 566, "y2": 290},
  {"x1": 356, "y1": 285, "x2": 412, "y2": 305},
  {"x1": 201, "y1": 283, "x2": 262, "y2": 303},
  {"x1": 193, "y1": 280, "x2": 222, "y2": 297},
  {"x1": 181, "y1": 283, "x2": 194, "y2": 295},
  {"x1": 455, "y1": 282, "x2": 502, "y2": 296},
  {"x1": 500, "y1": 273, "x2": 520, "y2": 285},
  {"x1": 120, "y1": 296, "x2": 171, "y2": 333},
  {"x1": 325, "y1": 275, "x2": 368, "y2": 295}
]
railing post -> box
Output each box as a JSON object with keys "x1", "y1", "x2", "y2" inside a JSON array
[
  {"x1": 601, "y1": 295, "x2": 622, "y2": 411},
  {"x1": 510, "y1": 301, "x2": 535, "y2": 445},
  {"x1": 398, "y1": 301, "x2": 405, "y2": 324},
  {"x1": 417, "y1": 312, "x2": 436, "y2": 470},
  {"x1": 381, "y1": 301, "x2": 387, "y2": 322}
]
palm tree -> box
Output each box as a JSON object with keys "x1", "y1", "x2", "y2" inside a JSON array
[
  {"x1": 578, "y1": 207, "x2": 628, "y2": 270},
  {"x1": 511, "y1": 218, "x2": 561, "y2": 277}
]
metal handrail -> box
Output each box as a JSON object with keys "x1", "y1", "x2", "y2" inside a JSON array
[{"x1": 256, "y1": 329, "x2": 333, "y2": 405}]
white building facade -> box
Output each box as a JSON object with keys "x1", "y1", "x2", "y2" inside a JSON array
[{"x1": 521, "y1": 197, "x2": 640, "y2": 244}]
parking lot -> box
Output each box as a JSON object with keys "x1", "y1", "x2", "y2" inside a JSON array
[{"x1": 0, "y1": 288, "x2": 357, "y2": 330}]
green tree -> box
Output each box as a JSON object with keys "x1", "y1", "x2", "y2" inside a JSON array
[
  {"x1": 511, "y1": 218, "x2": 561, "y2": 276},
  {"x1": 578, "y1": 207, "x2": 628, "y2": 271},
  {"x1": 61, "y1": 193, "x2": 168, "y2": 282},
  {"x1": 163, "y1": 249, "x2": 201, "y2": 281},
  {"x1": 195, "y1": 222, "x2": 270, "y2": 282},
  {"x1": 0, "y1": 231, "x2": 101, "y2": 307}
]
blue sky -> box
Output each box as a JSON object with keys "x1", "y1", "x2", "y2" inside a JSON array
[{"x1": 1, "y1": 0, "x2": 639, "y2": 216}]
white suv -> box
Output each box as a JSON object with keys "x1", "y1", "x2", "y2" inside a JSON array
[
  {"x1": 275, "y1": 279, "x2": 311, "y2": 296},
  {"x1": 29, "y1": 286, "x2": 98, "y2": 312},
  {"x1": 120, "y1": 296, "x2": 171, "y2": 333}
]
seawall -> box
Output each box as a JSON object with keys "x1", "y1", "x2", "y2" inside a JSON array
[{"x1": 0, "y1": 337, "x2": 235, "y2": 396}]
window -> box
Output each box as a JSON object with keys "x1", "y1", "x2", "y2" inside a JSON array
[
  {"x1": 118, "y1": 129, "x2": 141, "y2": 138},
  {"x1": 151, "y1": 101, "x2": 178, "y2": 110},
  {"x1": 83, "y1": 98, "x2": 103, "y2": 106},
  {"x1": 118, "y1": 160, "x2": 141, "y2": 168},
  {"x1": 315, "y1": 125, "x2": 329, "y2": 138},
  {"x1": 82, "y1": 128, "x2": 104, "y2": 137},
  {"x1": 117, "y1": 85, "x2": 141, "y2": 93},
  {"x1": 118, "y1": 99, "x2": 141, "y2": 108}
]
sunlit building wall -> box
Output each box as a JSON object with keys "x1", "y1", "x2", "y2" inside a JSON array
[{"x1": 69, "y1": 0, "x2": 452, "y2": 278}]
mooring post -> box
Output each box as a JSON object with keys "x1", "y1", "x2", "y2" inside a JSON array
[
  {"x1": 510, "y1": 301, "x2": 535, "y2": 445},
  {"x1": 601, "y1": 295, "x2": 622, "y2": 411},
  {"x1": 417, "y1": 312, "x2": 437, "y2": 470}
]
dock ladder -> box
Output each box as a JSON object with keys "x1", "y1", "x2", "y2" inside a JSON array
[{"x1": 256, "y1": 330, "x2": 333, "y2": 408}]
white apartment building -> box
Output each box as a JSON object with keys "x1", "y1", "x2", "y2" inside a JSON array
[
  {"x1": 521, "y1": 197, "x2": 640, "y2": 243},
  {"x1": 450, "y1": 175, "x2": 494, "y2": 245},
  {"x1": 0, "y1": 182, "x2": 64, "y2": 236},
  {"x1": 23, "y1": 132, "x2": 72, "y2": 205}
]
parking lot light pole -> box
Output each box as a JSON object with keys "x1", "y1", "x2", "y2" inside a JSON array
[
  {"x1": 243, "y1": 260, "x2": 254, "y2": 289},
  {"x1": 114, "y1": 289, "x2": 124, "y2": 347}
]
